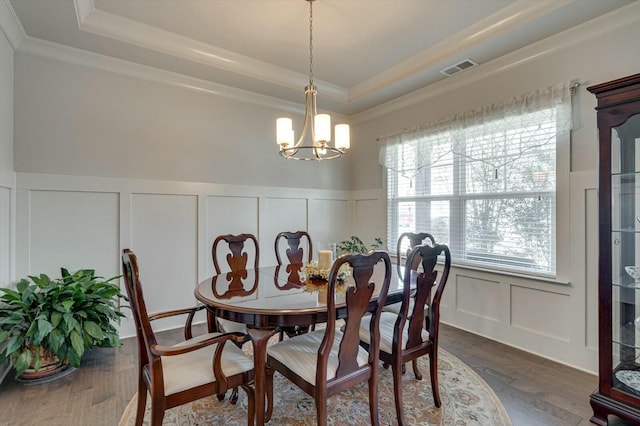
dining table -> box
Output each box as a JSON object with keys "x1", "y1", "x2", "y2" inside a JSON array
[{"x1": 194, "y1": 262, "x2": 409, "y2": 426}]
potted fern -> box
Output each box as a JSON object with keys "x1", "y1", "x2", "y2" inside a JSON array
[{"x1": 0, "y1": 268, "x2": 126, "y2": 379}]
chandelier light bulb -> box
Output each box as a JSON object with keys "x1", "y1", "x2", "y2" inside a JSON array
[
  {"x1": 276, "y1": 117, "x2": 293, "y2": 147},
  {"x1": 314, "y1": 114, "x2": 331, "y2": 143},
  {"x1": 335, "y1": 124, "x2": 350, "y2": 150}
]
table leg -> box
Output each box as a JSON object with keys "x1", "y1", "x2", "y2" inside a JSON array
[{"x1": 246, "y1": 327, "x2": 276, "y2": 426}]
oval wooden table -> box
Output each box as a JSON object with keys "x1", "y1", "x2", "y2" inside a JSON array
[{"x1": 195, "y1": 263, "x2": 408, "y2": 426}]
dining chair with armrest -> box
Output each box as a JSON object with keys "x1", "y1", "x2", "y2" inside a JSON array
[
  {"x1": 265, "y1": 250, "x2": 392, "y2": 425},
  {"x1": 121, "y1": 249, "x2": 255, "y2": 426},
  {"x1": 359, "y1": 243, "x2": 451, "y2": 426}
]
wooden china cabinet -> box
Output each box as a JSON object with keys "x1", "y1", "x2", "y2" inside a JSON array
[{"x1": 589, "y1": 73, "x2": 640, "y2": 425}]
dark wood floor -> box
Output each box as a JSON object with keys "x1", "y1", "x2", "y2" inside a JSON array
[{"x1": 0, "y1": 324, "x2": 617, "y2": 425}]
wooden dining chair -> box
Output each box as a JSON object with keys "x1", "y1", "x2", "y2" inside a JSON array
[
  {"x1": 359, "y1": 243, "x2": 451, "y2": 426},
  {"x1": 274, "y1": 230, "x2": 313, "y2": 265},
  {"x1": 385, "y1": 231, "x2": 438, "y2": 316},
  {"x1": 275, "y1": 231, "x2": 314, "y2": 339},
  {"x1": 396, "y1": 231, "x2": 436, "y2": 271},
  {"x1": 212, "y1": 233, "x2": 260, "y2": 273},
  {"x1": 265, "y1": 251, "x2": 392, "y2": 425},
  {"x1": 121, "y1": 249, "x2": 255, "y2": 426},
  {"x1": 210, "y1": 233, "x2": 259, "y2": 336}
]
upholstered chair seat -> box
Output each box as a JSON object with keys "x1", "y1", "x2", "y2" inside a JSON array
[
  {"x1": 158, "y1": 332, "x2": 254, "y2": 395},
  {"x1": 359, "y1": 311, "x2": 429, "y2": 355},
  {"x1": 267, "y1": 329, "x2": 369, "y2": 385}
]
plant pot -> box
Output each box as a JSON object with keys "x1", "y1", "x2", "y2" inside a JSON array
[{"x1": 18, "y1": 347, "x2": 66, "y2": 380}]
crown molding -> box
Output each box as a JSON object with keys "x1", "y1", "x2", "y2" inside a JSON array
[
  {"x1": 72, "y1": 0, "x2": 348, "y2": 102},
  {"x1": 348, "y1": 0, "x2": 572, "y2": 102},
  {"x1": 352, "y1": 1, "x2": 640, "y2": 124},
  {"x1": 0, "y1": 0, "x2": 26, "y2": 50},
  {"x1": 18, "y1": 36, "x2": 309, "y2": 116}
]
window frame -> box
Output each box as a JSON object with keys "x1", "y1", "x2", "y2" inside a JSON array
[{"x1": 385, "y1": 112, "x2": 571, "y2": 281}]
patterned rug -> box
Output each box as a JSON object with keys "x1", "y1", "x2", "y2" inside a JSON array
[{"x1": 119, "y1": 347, "x2": 511, "y2": 425}]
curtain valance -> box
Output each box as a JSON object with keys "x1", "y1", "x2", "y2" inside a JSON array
[{"x1": 379, "y1": 81, "x2": 575, "y2": 180}]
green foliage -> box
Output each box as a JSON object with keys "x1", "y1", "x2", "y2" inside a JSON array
[
  {"x1": 0, "y1": 268, "x2": 126, "y2": 377},
  {"x1": 336, "y1": 236, "x2": 384, "y2": 255}
]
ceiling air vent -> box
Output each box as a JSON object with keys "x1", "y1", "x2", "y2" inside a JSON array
[{"x1": 439, "y1": 58, "x2": 479, "y2": 76}]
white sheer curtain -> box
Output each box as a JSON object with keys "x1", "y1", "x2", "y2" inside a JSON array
[{"x1": 379, "y1": 81, "x2": 575, "y2": 180}]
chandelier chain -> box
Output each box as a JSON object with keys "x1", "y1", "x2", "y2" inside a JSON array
[{"x1": 308, "y1": 0, "x2": 313, "y2": 86}]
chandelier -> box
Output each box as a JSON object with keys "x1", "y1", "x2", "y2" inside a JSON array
[{"x1": 276, "y1": 0, "x2": 350, "y2": 160}]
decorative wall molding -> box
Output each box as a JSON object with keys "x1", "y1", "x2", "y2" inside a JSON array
[
  {"x1": 72, "y1": 0, "x2": 347, "y2": 102},
  {"x1": 17, "y1": 37, "x2": 310, "y2": 116},
  {"x1": 349, "y1": 0, "x2": 572, "y2": 102},
  {"x1": 0, "y1": 0, "x2": 26, "y2": 50},
  {"x1": 351, "y1": 1, "x2": 640, "y2": 123}
]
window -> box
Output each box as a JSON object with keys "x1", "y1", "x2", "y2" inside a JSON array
[{"x1": 381, "y1": 83, "x2": 573, "y2": 276}]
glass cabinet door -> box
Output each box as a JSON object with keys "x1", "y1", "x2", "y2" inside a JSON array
[{"x1": 611, "y1": 114, "x2": 640, "y2": 396}]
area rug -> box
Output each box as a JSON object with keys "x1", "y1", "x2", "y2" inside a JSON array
[{"x1": 119, "y1": 348, "x2": 511, "y2": 425}]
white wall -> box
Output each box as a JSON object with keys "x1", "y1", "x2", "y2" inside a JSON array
[
  {"x1": 348, "y1": 11, "x2": 640, "y2": 372},
  {"x1": 13, "y1": 52, "x2": 349, "y2": 191},
  {"x1": 0, "y1": 26, "x2": 15, "y2": 383}
]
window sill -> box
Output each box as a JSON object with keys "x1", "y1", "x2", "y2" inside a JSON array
[
  {"x1": 451, "y1": 262, "x2": 570, "y2": 286},
  {"x1": 392, "y1": 254, "x2": 570, "y2": 286}
]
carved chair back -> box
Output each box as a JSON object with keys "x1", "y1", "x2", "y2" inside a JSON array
[
  {"x1": 274, "y1": 231, "x2": 313, "y2": 265},
  {"x1": 320, "y1": 250, "x2": 392, "y2": 386},
  {"x1": 212, "y1": 233, "x2": 260, "y2": 273},
  {"x1": 396, "y1": 232, "x2": 436, "y2": 272}
]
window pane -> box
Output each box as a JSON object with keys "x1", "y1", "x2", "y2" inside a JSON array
[
  {"x1": 384, "y1": 98, "x2": 562, "y2": 276},
  {"x1": 394, "y1": 200, "x2": 450, "y2": 255},
  {"x1": 462, "y1": 196, "x2": 555, "y2": 274}
]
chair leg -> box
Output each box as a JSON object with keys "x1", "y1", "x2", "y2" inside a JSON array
[
  {"x1": 369, "y1": 369, "x2": 380, "y2": 426},
  {"x1": 316, "y1": 388, "x2": 328, "y2": 426},
  {"x1": 266, "y1": 367, "x2": 275, "y2": 422},
  {"x1": 429, "y1": 350, "x2": 441, "y2": 407},
  {"x1": 150, "y1": 393, "x2": 165, "y2": 426},
  {"x1": 392, "y1": 359, "x2": 406, "y2": 426},
  {"x1": 206, "y1": 310, "x2": 217, "y2": 333},
  {"x1": 241, "y1": 384, "x2": 255, "y2": 426},
  {"x1": 134, "y1": 377, "x2": 147, "y2": 426},
  {"x1": 412, "y1": 358, "x2": 422, "y2": 380},
  {"x1": 230, "y1": 387, "x2": 239, "y2": 404}
]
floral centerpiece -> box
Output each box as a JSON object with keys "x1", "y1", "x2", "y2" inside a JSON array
[{"x1": 300, "y1": 261, "x2": 350, "y2": 294}]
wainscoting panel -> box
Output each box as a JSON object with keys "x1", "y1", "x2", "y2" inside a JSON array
[
  {"x1": 353, "y1": 197, "x2": 385, "y2": 247},
  {"x1": 28, "y1": 190, "x2": 119, "y2": 279},
  {"x1": 205, "y1": 195, "x2": 259, "y2": 275},
  {"x1": 131, "y1": 193, "x2": 198, "y2": 331},
  {"x1": 455, "y1": 275, "x2": 501, "y2": 322},
  {"x1": 0, "y1": 186, "x2": 10, "y2": 284},
  {"x1": 510, "y1": 285, "x2": 571, "y2": 341},
  {"x1": 308, "y1": 198, "x2": 348, "y2": 257},
  {"x1": 263, "y1": 197, "x2": 307, "y2": 266},
  {"x1": 585, "y1": 187, "x2": 599, "y2": 350}
]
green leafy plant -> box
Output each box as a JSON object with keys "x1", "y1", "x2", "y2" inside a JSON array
[
  {"x1": 0, "y1": 268, "x2": 126, "y2": 377},
  {"x1": 336, "y1": 236, "x2": 384, "y2": 255}
]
